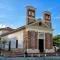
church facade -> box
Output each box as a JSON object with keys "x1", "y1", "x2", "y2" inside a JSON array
[{"x1": 1, "y1": 6, "x2": 54, "y2": 53}]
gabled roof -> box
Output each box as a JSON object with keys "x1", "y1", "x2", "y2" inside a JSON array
[
  {"x1": 0, "y1": 26, "x2": 25, "y2": 37},
  {"x1": 26, "y1": 19, "x2": 51, "y2": 29},
  {"x1": 0, "y1": 27, "x2": 15, "y2": 31}
]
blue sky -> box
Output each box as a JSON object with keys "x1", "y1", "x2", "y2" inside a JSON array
[{"x1": 0, "y1": 0, "x2": 60, "y2": 36}]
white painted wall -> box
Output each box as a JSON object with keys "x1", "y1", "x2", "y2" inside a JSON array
[
  {"x1": 3, "y1": 30, "x2": 24, "y2": 49},
  {"x1": 0, "y1": 31, "x2": 3, "y2": 35}
]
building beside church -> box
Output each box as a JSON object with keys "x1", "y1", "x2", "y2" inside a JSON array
[{"x1": 0, "y1": 6, "x2": 54, "y2": 54}]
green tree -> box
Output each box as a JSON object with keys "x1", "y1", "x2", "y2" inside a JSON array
[
  {"x1": 53, "y1": 35, "x2": 60, "y2": 47},
  {"x1": 53, "y1": 35, "x2": 60, "y2": 52},
  {"x1": 0, "y1": 37, "x2": 7, "y2": 49}
]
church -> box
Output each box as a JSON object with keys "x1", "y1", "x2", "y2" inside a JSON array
[{"x1": 0, "y1": 6, "x2": 54, "y2": 54}]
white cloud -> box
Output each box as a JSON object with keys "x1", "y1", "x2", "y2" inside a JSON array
[
  {"x1": 0, "y1": 24, "x2": 16, "y2": 29},
  {"x1": 9, "y1": 25, "x2": 16, "y2": 29},
  {"x1": 0, "y1": 24, "x2": 6, "y2": 28}
]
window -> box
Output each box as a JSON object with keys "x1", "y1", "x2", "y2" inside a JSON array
[
  {"x1": 8, "y1": 41, "x2": 11, "y2": 51},
  {"x1": 32, "y1": 12, "x2": 34, "y2": 16},
  {"x1": 16, "y1": 40, "x2": 18, "y2": 48},
  {"x1": 39, "y1": 22, "x2": 42, "y2": 26},
  {"x1": 45, "y1": 14, "x2": 50, "y2": 20},
  {"x1": 38, "y1": 32, "x2": 44, "y2": 39},
  {"x1": 11, "y1": 38, "x2": 16, "y2": 49},
  {"x1": 29, "y1": 11, "x2": 34, "y2": 16},
  {"x1": 29, "y1": 11, "x2": 31, "y2": 15}
]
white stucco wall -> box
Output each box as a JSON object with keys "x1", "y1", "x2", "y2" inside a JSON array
[
  {"x1": 0, "y1": 31, "x2": 3, "y2": 35},
  {"x1": 3, "y1": 30, "x2": 24, "y2": 49}
]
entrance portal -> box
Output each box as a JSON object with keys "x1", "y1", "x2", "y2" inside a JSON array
[{"x1": 39, "y1": 39, "x2": 44, "y2": 52}]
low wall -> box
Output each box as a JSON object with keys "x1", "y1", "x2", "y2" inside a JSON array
[{"x1": 0, "y1": 56, "x2": 60, "y2": 60}]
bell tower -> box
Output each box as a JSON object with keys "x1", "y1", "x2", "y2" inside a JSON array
[
  {"x1": 43, "y1": 11, "x2": 51, "y2": 28},
  {"x1": 26, "y1": 6, "x2": 36, "y2": 25}
]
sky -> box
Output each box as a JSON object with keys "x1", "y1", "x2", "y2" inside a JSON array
[{"x1": 0, "y1": 0, "x2": 60, "y2": 36}]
